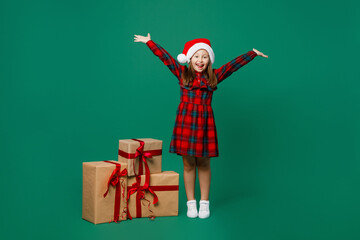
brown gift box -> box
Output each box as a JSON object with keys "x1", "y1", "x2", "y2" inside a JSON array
[
  {"x1": 118, "y1": 138, "x2": 162, "y2": 177},
  {"x1": 127, "y1": 171, "x2": 179, "y2": 219},
  {"x1": 82, "y1": 161, "x2": 128, "y2": 224}
]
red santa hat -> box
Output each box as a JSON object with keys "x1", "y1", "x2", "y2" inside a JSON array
[{"x1": 177, "y1": 38, "x2": 215, "y2": 65}]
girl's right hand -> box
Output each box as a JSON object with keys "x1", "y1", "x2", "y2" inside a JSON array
[
  {"x1": 253, "y1": 48, "x2": 268, "y2": 58},
  {"x1": 134, "y1": 33, "x2": 151, "y2": 43}
]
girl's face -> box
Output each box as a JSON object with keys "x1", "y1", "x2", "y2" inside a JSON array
[{"x1": 190, "y1": 49, "x2": 210, "y2": 72}]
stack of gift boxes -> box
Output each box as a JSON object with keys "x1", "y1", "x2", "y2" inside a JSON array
[{"x1": 82, "y1": 138, "x2": 179, "y2": 224}]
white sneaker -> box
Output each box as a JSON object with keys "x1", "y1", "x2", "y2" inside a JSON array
[
  {"x1": 187, "y1": 200, "x2": 198, "y2": 218},
  {"x1": 198, "y1": 200, "x2": 210, "y2": 219}
]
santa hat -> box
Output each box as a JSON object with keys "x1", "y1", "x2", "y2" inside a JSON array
[{"x1": 177, "y1": 38, "x2": 215, "y2": 65}]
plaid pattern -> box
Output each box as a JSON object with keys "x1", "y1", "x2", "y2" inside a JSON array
[{"x1": 146, "y1": 40, "x2": 257, "y2": 157}]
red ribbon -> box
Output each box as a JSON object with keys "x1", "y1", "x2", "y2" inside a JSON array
[
  {"x1": 118, "y1": 149, "x2": 162, "y2": 159},
  {"x1": 126, "y1": 178, "x2": 157, "y2": 220},
  {"x1": 103, "y1": 161, "x2": 128, "y2": 223},
  {"x1": 132, "y1": 139, "x2": 152, "y2": 189},
  {"x1": 118, "y1": 139, "x2": 162, "y2": 181},
  {"x1": 126, "y1": 176, "x2": 179, "y2": 220}
]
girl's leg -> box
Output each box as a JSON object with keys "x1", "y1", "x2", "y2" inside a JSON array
[
  {"x1": 182, "y1": 155, "x2": 196, "y2": 201},
  {"x1": 196, "y1": 157, "x2": 211, "y2": 200}
]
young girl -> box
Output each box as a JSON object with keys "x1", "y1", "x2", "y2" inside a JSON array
[{"x1": 134, "y1": 33, "x2": 268, "y2": 219}]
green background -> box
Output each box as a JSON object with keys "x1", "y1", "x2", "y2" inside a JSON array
[{"x1": 1, "y1": 0, "x2": 359, "y2": 239}]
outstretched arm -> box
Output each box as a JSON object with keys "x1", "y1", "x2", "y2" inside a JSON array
[
  {"x1": 215, "y1": 49, "x2": 268, "y2": 84},
  {"x1": 134, "y1": 33, "x2": 184, "y2": 80}
]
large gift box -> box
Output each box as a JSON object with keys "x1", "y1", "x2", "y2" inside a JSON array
[
  {"x1": 126, "y1": 171, "x2": 179, "y2": 219},
  {"x1": 118, "y1": 138, "x2": 162, "y2": 176},
  {"x1": 82, "y1": 161, "x2": 128, "y2": 224}
]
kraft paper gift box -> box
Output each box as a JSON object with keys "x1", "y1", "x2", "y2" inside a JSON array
[
  {"x1": 126, "y1": 171, "x2": 179, "y2": 219},
  {"x1": 82, "y1": 161, "x2": 128, "y2": 224},
  {"x1": 118, "y1": 138, "x2": 162, "y2": 177}
]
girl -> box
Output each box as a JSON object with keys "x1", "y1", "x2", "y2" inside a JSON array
[{"x1": 134, "y1": 33, "x2": 268, "y2": 219}]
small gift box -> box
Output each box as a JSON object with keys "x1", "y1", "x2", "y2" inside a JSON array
[
  {"x1": 82, "y1": 161, "x2": 128, "y2": 224},
  {"x1": 126, "y1": 171, "x2": 179, "y2": 219},
  {"x1": 118, "y1": 138, "x2": 162, "y2": 177}
]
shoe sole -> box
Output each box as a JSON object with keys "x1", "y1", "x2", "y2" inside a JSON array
[{"x1": 198, "y1": 214, "x2": 210, "y2": 219}]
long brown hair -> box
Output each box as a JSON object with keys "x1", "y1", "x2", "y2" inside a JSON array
[{"x1": 181, "y1": 60, "x2": 218, "y2": 89}]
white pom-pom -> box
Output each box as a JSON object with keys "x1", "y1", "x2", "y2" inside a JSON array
[{"x1": 177, "y1": 53, "x2": 187, "y2": 64}]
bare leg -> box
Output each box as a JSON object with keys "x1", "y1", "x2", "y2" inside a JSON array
[
  {"x1": 182, "y1": 155, "x2": 196, "y2": 201},
  {"x1": 196, "y1": 157, "x2": 211, "y2": 200}
]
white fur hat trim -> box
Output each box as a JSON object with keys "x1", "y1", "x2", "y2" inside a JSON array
[{"x1": 186, "y1": 43, "x2": 215, "y2": 64}]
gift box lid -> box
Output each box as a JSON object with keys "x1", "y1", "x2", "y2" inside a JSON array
[
  {"x1": 83, "y1": 160, "x2": 127, "y2": 168},
  {"x1": 128, "y1": 171, "x2": 179, "y2": 186},
  {"x1": 119, "y1": 138, "x2": 162, "y2": 154}
]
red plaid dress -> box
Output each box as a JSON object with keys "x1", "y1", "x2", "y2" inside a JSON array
[{"x1": 146, "y1": 40, "x2": 257, "y2": 157}]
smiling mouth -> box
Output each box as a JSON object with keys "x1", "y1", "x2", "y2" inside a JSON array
[{"x1": 196, "y1": 63, "x2": 204, "y2": 68}]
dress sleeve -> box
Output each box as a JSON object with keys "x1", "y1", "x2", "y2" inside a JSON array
[
  {"x1": 214, "y1": 50, "x2": 257, "y2": 84},
  {"x1": 146, "y1": 40, "x2": 185, "y2": 81}
]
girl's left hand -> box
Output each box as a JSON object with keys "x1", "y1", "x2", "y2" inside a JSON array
[{"x1": 253, "y1": 48, "x2": 268, "y2": 58}]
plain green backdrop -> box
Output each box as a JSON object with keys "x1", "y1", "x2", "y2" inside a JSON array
[{"x1": 1, "y1": 0, "x2": 359, "y2": 239}]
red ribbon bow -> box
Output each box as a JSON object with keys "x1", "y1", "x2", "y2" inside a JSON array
[
  {"x1": 118, "y1": 139, "x2": 162, "y2": 179},
  {"x1": 126, "y1": 177, "x2": 158, "y2": 220},
  {"x1": 103, "y1": 161, "x2": 128, "y2": 222}
]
